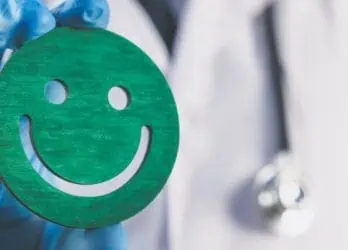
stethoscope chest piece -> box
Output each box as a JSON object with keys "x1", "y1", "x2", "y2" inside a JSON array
[{"x1": 254, "y1": 152, "x2": 315, "y2": 237}]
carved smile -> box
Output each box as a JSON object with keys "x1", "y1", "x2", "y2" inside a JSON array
[{"x1": 19, "y1": 115, "x2": 150, "y2": 197}]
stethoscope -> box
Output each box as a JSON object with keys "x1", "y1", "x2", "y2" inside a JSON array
[{"x1": 253, "y1": 5, "x2": 315, "y2": 237}]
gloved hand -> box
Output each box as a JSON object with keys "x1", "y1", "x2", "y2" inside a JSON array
[{"x1": 0, "y1": 1, "x2": 127, "y2": 249}]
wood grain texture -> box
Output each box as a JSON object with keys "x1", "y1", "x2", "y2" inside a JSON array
[{"x1": 0, "y1": 27, "x2": 179, "y2": 228}]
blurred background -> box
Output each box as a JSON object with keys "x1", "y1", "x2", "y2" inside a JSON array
[
  {"x1": 2, "y1": 0, "x2": 348, "y2": 249},
  {"x1": 109, "y1": 1, "x2": 348, "y2": 250}
]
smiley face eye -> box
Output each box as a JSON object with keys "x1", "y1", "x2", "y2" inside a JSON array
[
  {"x1": 108, "y1": 86, "x2": 129, "y2": 111},
  {"x1": 44, "y1": 80, "x2": 68, "y2": 105},
  {"x1": 44, "y1": 81, "x2": 129, "y2": 110}
]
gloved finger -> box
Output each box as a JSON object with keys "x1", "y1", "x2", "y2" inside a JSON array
[
  {"x1": 15, "y1": 0, "x2": 56, "y2": 48},
  {"x1": 51, "y1": 0, "x2": 110, "y2": 29},
  {"x1": 40, "y1": 223, "x2": 89, "y2": 250},
  {"x1": 0, "y1": 0, "x2": 21, "y2": 61},
  {"x1": 40, "y1": 223, "x2": 127, "y2": 250},
  {"x1": 0, "y1": 184, "x2": 45, "y2": 250},
  {"x1": 0, "y1": 184, "x2": 32, "y2": 225},
  {"x1": 85, "y1": 224, "x2": 127, "y2": 250},
  {"x1": 0, "y1": 0, "x2": 55, "y2": 66}
]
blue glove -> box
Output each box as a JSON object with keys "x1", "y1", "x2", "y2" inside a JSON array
[{"x1": 0, "y1": 1, "x2": 127, "y2": 249}]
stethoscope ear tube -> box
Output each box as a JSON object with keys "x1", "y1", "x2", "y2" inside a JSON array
[{"x1": 253, "y1": 4, "x2": 315, "y2": 237}]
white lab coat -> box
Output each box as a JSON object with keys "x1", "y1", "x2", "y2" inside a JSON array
[
  {"x1": 44, "y1": 0, "x2": 348, "y2": 249},
  {"x1": 166, "y1": 1, "x2": 348, "y2": 249}
]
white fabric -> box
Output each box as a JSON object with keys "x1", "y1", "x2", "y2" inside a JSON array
[
  {"x1": 274, "y1": 1, "x2": 348, "y2": 248},
  {"x1": 167, "y1": 1, "x2": 281, "y2": 249}
]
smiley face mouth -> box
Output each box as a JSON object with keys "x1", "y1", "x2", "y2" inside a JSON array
[{"x1": 19, "y1": 115, "x2": 150, "y2": 197}]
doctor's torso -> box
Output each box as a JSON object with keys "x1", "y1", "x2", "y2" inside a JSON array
[{"x1": 42, "y1": 1, "x2": 348, "y2": 249}]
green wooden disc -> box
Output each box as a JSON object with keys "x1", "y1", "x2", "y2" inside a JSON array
[{"x1": 0, "y1": 28, "x2": 179, "y2": 228}]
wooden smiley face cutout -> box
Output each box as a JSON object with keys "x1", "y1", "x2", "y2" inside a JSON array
[{"x1": 0, "y1": 28, "x2": 179, "y2": 228}]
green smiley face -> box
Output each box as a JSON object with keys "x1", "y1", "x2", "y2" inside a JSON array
[{"x1": 0, "y1": 28, "x2": 179, "y2": 228}]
